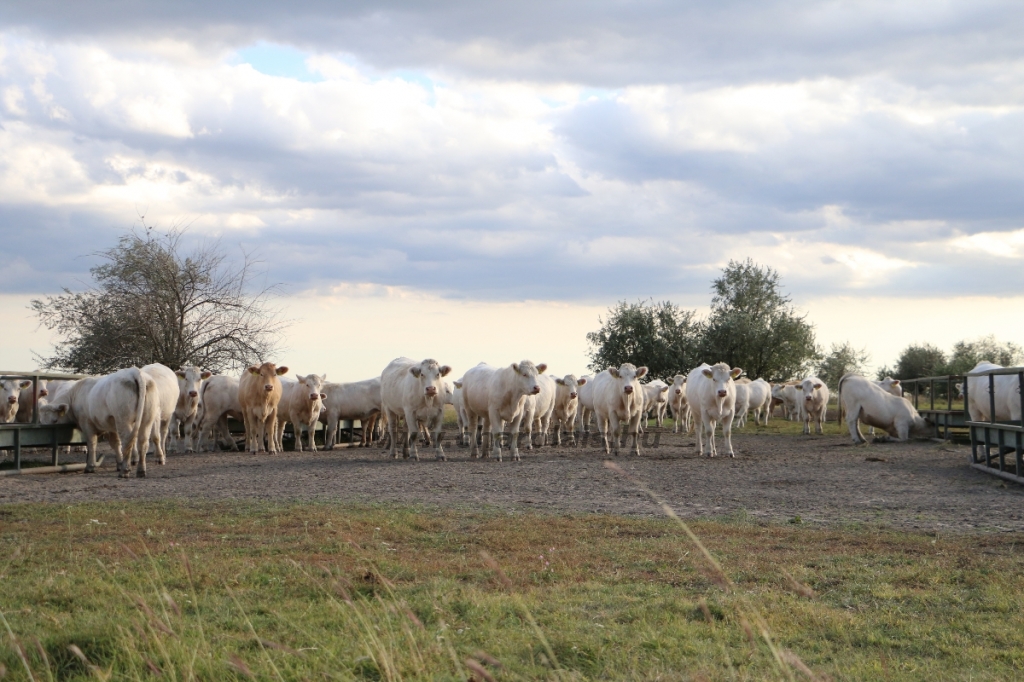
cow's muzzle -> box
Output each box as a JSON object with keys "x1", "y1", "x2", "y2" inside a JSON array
[
  {"x1": 188, "y1": 390, "x2": 198, "y2": 398},
  {"x1": 6, "y1": 397, "x2": 17, "y2": 404},
  {"x1": 264, "y1": 384, "x2": 274, "y2": 392},
  {"x1": 425, "y1": 387, "x2": 438, "y2": 396},
  {"x1": 623, "y1": 386, "x2": 633, "y2": 394},
  {"x1": 717, "y1": 390, "x2": 727, "y2": 398},
  {"x1": 570, "y1": 392, "x2": 577, "y2": 399},
  {"x1": 531, "y1": 386, "x2": 540, "y2": 394}
]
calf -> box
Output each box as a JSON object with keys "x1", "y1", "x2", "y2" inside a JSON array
[
  {"x1": 771, "y1": 382, "x2": 801, "y2": 420},
  {"x1": 733, "y1": 379, "x2": 751, "y2": 428},
  {"x1": 523, "y1": 373, "x2": 557, "y2": 448},
  {"x1": 461, "y1": 360, "x2": 546, "y2": 461},
  {"x1": 277, "y1": 373, "x2": 327, "y2": 451},
  {"x1": 197, "y1": 375, "x2": 243, "y2": 451},
  {"x1": 686, "y1": 362, "x2": 742, "y2": 458},
  {"x1": 668, "y1": 374, "x2": 690, "y2": 433},
  {"x1": 642, "y1": 380, "x2": 670, "y2": 428},
  {"x1": 799, "y1": 376, "x2": 829, "y2": 435},
  {"x1": 746, "y1": 378, "x2": 772, "y2": 426},
  {"x1": 838, "y1": 374, "x2": 933, "y2": 443},
  {"x1": 170, "y1": 366, "x2": 212, "y2": 452},
  {"x1": 320, "y1": 378, "x2": 382, "y2": 448},
  {"x1": 39, "y1": 367, "x2": 159, "y2": 477},
  {"x1": 591, "y1": 363, "x2": 648, "y2": 456},
  {"x1": 2, "y1": 379, "x2": 31, "y2": 423},
  {"x1": 380, "y1": 357, "x2": 452, "y2": 461},
  {"x1": 552, "y1": 374, "x2": 586, "y2": 445},
  {"x1": 238, "y1": 362, "x2": 288, "y2": 454}
]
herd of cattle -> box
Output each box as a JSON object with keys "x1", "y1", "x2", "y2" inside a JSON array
[{"x1": 1, "y1": 357, "x2": 1020, "y2": 478}]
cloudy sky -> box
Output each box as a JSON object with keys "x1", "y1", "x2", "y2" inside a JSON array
[{"x1": 2, "y1": 1, "x2": 1023, "y2": 379}]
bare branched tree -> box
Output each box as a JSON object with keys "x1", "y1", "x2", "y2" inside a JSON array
[{"x1": 32, "y1": 224, "x2": 287, "y2": 374}]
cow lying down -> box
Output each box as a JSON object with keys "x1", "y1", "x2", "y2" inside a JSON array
[{"x1": 838, "y1": 374, "x2": 933, "y2": 444}]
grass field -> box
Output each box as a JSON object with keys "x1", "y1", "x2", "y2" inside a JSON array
[{"x1": 2, "y1": 499, "x2": 1022, "y2": 681}]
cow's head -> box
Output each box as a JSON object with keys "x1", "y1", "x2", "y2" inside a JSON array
[
  {"x1": 248, "y1": 363, "x2": 288, "y2": 392},
  {"x1": 1, "y1": 379, "x2": 31, "y2": 422},
  {"x1": 701, "y1": 363, "x2": 741, "y2": 399},
  {"x1": 511, "y1": 360, "x2": 547, "y2": 396},
  {"x1": 410, "y1": 359, "x2": 452, "y2": 399},
  {"x1": 672, "y1": 374, "x2": 686, "y2": 396},
  {"x1": 38, "y1": 401, "x2": 71, "y2": 425},
  {"x1": 877, "y1": 377, "x2": 903, "y2": 397},
  {"x1": 608, "y1": 363, "x2": 648, "y2": 396},
  {"x1": 295, "y1": 373, "x2": 327, "y2": 403},
  {"x1": 176, "y1": 366, "x2": 213, "y2": 404},
  {"x1": 555, "y1": 374, "x2": 585, "y2": 400},
  {"x1": 800, "y1": 378, "x2": 824, "y2": 403}
]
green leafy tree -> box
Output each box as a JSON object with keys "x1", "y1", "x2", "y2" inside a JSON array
[
  {"x1": 698, "y1": 259, "x2": 818, "y2": 381},
  {"x1": 817, "y1": 342, "x2": 870, "y2": 390},
  {"x1": 890, "y1": 343, "x2": 947, "y2": 380},
  {"x1": 586, "y1": 300, "x2": 702, "y2": 380},
  {"x1": 943, "y1": 335, "x2": 1023, "y2": 374},
  {"x1": 32, "y1": 225, "x2": 286, "y2": 374}
]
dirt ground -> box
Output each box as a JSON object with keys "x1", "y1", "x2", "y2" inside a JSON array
[{"x1": 2, "y1": 427, "x2": 1022, "y2": 533}]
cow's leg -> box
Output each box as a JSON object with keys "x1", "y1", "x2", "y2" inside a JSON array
[
  {"x1": 325, "y1": 414, "x2": 338, "y2": 449},
  {"x1": 403, "y1": 408, "x2": 419, "y2": 460},
  {"x1": 722, "y1": 413, "x2": 735, "y2": 458},
  {"x1": 848, "y1": 409, "x2": 866, "y2": 444},
  {"x1": 695, "y1": 410, "x2": 705, "y2": 455},
  {"x1": 429, "y1": 414, "x2": 445, "y2": 461},
  {"x1": 488, "y1": 410, "x2": 506, "y2": 461},
  {"x1": 83, "y1": 433, "x2": 99, "y2": 473},
  {"x1": 608, "y1": 413, "x2": 623, "y2": 456},
  {"x1": 509, "y1": 414, "x2": 525, "y2": 462},
  {"x1": 629, "y1": 412, "x2": 642, "y2": 455},
  {"x1": 702, "y1": 415, "x2": 716, "y2": 457}
]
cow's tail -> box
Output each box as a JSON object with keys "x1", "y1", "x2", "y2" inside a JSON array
[
  {"x1": 126, "y1": 367, "x2": 149, "y2": 457},
  {"x1": 837, "y1": 373, "x2": 850, "y2": 425}
]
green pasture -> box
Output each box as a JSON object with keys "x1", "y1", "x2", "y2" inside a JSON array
[{"x1": 1, "y1": 501, "x2": 1022, "y2": 680}]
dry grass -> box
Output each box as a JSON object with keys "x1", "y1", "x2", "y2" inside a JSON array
[{"x1": 1, "y1": 498, "x2": 1022, "y2": 680}]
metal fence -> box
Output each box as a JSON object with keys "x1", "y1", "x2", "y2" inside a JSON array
[
  {"x1": 899, "y1": 374, "x2": 968, "y2": 440},
  {"x1": 965, "y1": 366, "x2": 1024, "y2": 485},
  {"x1": 0, "y1": 370, "x2": 93, "y2": 476}
]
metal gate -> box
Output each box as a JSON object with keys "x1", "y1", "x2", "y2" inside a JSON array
[
  {"x1": 899, "y1": 374, "x2": 968, "y2": 440},
  {"x1": 965, "y1": 366, "x2": 1024, "y2": 485}
]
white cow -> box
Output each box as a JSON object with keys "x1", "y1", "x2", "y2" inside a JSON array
[
  {"x1": 668, "y1": 374, "x2": 691, "y2": 434},
  {"x1": 138, "y1": 363, "x2": 179, "y2": 465},
  {"x1": 170, "y1": 366, "x2": 212, "y2": 452},
  {"x1": 772, "y1": 383, "x2": 801, "y2": 420},
  {"x1": 452, "y1": 379, "x2": 473, "y2": 447},
  {"x1": 642, "y1": 380, "x2": 670, "y2": 428},
  {"x1": 2, "y1": 379, "x2": 31, "y2": 423},
  {"x1": 277, "y1": 374, "x2": 327, "y2": 451},
  {"x1": 798, "y1": 376, "x2": 830, "y2": 435},
  {"x1": 197, "y1": 375, "x2": 243, "y2": 452},
  {"x1": 733, "y1": 379, "x2": 751, "y2": 428},
  {"x1": 523, "y1": 373, "x2": 557, "y2": 448},
  {"x1": 591, "y1": 363, "x2": 648, "y2": 456},
  {"x1": 838, "y1": 374, "x2": 933, "y2": 443},
  {"x1": 15, "y1": 379, "x2": 49, "y2": 423},
  {"x1": 746, "y1": 378, "x2": 772, "y2": 426},
  {"x1": 39, "y1": 367, "x2": 159, "y2": 477},
  {"x1": 380, "y1": 358, "x2": 452, "y2": 461},
  {"x1": 552, "y1": 374, "x2": 586, "y2": 445},
  {"x1": 576, "y1": 374, "x2": 597, "y2": 435},
  {"x1": 687, "y1": 362, "x2": 742, "y2": 458},
  {"x1": 967, "y1": 361, "x2": 1023, "y2": 422},
  {"x1": 320, "y1": 378, "x2": 382, "y2": 449},
  {"x1": 461, "y1": 360, "x2": 547, "y2": 462}
]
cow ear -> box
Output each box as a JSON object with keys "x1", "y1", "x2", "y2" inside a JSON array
[
  {"x1": 454, "y1": 380, "x2": 463, "y2": 389},
  {"x1": 440, "y1": 365, "x2": 452, "y2": 377},
  {"x1": 511, "y1": 362, "x2": 520, "y2": 373},
  {"x1": 296, "y1": 374, "x2": 306, "y2": 383},
  {"x1": 19, "y1": 380, "x2": 32, "y2": 389},
  {"x1": 891, "y1": 380, "x2": 900, "y2": 386},
  {"x1": 636, "y1": 366, "x2": 648, "y2": 378},
  {"x1": 247, "y1": 366, "x2": 260, "y2": 375},
  {"x1": 577, "y1": 377, "x2": 587, "y2": 386},
  {"x1": 57, "y1": 404, "x2": 68, "y2": 417},
  {"x1": 320, "y1": 373, "x2": 327, "y2": 382},
  {"x1": 276, "y1": 366, "x2": 288, "y2": 375},
  {"x1": 608, "y1": 367, "x2": 620, "y2": 378},
  {"x1": 410, "y1": 367, "x2": 422, "y2": 378},
  {"x1": 702, "y1": 369, "x2": 713, "y2": 379},
  {"x1": 536, "y1": 363, "x2": 547, "y2": 374},
  {"x1": 175, "y1": 370, "x2": 187, "y2": 379},
  {"x1": 554, "y1": 377, "x2": 565, "y2": 385},
  {"x1": 200, "y1": 370, "x2": 212, "y2": 380},
  {"x1": 814, "y1": 383, "x2": 823, "y2": 390},
  {"x1": 660, "y1": 386, "x2": 669, "y2": 393},
  {"x1": 320, "y1": 393, "x2": 327, "y2": 400},
  {"x1": 730, "y1": 368, "x2": 743, "y2": 379}
]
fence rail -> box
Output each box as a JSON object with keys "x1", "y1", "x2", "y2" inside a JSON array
[{"x1": 898, "y1": 374, "x2": 968, "y2": 440}]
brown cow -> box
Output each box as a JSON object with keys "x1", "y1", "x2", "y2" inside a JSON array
[{"x1": 238, "y1": 362, "x2": 288, "y2": 454}]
